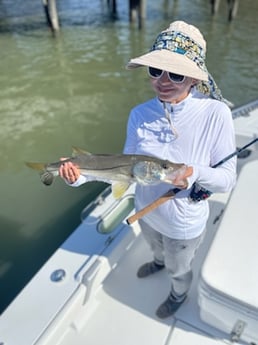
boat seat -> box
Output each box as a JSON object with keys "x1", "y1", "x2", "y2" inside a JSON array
[
  {"x1": 234, "y1": 107, "x2": 258, "y2": 148},
  {"x1": 166, "y1": 321, "x2": 229, "y2": 345},
  {"x1": 198, "y1": 160, "x2": 258, "y2": 343}
]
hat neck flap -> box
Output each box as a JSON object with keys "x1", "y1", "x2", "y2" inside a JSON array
[{"x1": 196, "y1": 74, "x2": 234, "y2": 108}]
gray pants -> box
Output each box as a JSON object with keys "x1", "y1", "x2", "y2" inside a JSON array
[{"x1": 139, "y1": 219, "x2": 205, "y2": 301}]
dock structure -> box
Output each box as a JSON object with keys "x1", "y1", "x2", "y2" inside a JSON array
[
  {"x1": 41, "y1": 0, "x2": 147, "y2": 32},
  {"x1": 41, "y1": 0, "x2": 239, "y2": 32}
]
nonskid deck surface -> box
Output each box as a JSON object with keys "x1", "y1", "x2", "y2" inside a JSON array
[
  {"x1": 58, "y1": 147, "x2": 258, "y2": 345},
  {"x1": 58, "y1": 107, "x2": 258, "y2": 345},
  {"x1": 58, "y1": 233, "x2": 217, "y2": 344},
  {"x1": 1, "y1": 102, "x2": 258, "y2": 345},
  {"x1": 1, "y1": 153, "x2": 255, "y2": 345},
  {"x1": 58, "y1": 191, "x2": 243, "y2": 345}
]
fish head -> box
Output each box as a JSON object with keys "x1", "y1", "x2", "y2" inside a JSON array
[{"x1": 133, "y1": 160, "x2": 186, "y2": 185}]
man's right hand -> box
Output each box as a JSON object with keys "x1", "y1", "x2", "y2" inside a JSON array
[{"x1": 59, "y1": 159, "x2": 81, "y2": 184}]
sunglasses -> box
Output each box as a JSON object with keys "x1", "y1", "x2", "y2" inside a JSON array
[{"x1": 148, "y1": 66, "x2": 186, "y2": 84}]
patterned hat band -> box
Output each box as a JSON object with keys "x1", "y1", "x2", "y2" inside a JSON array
[{"x1": 151, "y1": 31, "x2": 207, "y2": 74}]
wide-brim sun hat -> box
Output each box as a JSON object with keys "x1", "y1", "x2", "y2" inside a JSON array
[
  {"x1": 126, "y1": 20, "x2": 233, "y2": 107},
  {"x1": 126, "y1": 21, "x2": 209, "y2": 82}
]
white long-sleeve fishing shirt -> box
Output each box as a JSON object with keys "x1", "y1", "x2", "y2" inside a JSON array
[{"x1": 123, "y1": 88, "x2": 237, "y2": 239}]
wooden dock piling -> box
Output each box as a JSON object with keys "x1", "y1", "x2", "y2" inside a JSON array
[
  {"x1": 129, "y1": 0, "x2": 146, "y2": 29},
  {"x1": 107, "y1": 0, "x2": 117, "y2": 18},
  {"x1": 210, "y1": 0, "x2": 221, "y2": 15},
  {"x1": 211, "y1": 0, "x2": 239, "y2": 21},
  {"x1": 227, "y1": 0, "x2": 239, "y2": 21},
  {"x1": 42, "y1": 0, "x2": 59, "y2": 32}
]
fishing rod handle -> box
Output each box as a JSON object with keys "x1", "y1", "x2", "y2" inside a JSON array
[{"x1": 126, "y1": 188, "x2": 180, "y2": 225}]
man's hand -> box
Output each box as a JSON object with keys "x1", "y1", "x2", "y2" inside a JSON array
[
  {"x1": 171, "y1": 166, "x2": 193, "y2": 189},
  {"x1": 59, "y1": 159, "x2": 81, "y2": 184}
]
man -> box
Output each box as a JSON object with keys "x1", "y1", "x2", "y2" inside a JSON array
[
  {"x1": 59, "y1": 21, "x2": 236, "y2": 319},
  {"x1": 123, "y1": 20, "x2": 236, "y2": 318}
]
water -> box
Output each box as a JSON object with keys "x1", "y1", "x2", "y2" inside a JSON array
[{"x1": 0, "y1": 0, "x2": 258, "y2": 314}]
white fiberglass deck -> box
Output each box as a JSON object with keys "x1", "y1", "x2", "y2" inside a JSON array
[
  {"x1": 1, "y1": 101, "x2": 258, "y2": 345},
  {"x1": 0, "y1": 183, "x2": 234, "y2": 345},
  {"x1": 56, "y1": 195, "x2": 231, "y2": 345}
]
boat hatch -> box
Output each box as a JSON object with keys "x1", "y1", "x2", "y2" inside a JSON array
[{"x1": 98, "y1": 195, "x2": 135, "y2": 234}]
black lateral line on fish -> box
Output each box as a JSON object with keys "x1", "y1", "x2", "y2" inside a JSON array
[{"x1": 82, "y1": 164, "x2": 134, "y2": 171}]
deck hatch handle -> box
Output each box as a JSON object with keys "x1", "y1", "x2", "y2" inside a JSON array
[{"x1": 230, "y1": 319, "x2": 246, "y2": 342}]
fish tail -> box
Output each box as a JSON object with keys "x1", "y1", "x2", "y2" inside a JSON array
[
  {"x1": 25, "y1": 162, "x2": 46, "y2": 171},
  {"x1": 40, "y1": 171, "x2": 55, "y2": 186},
  {"x1": 25, "y1": 162, "x2": 55, "y2": 186}
]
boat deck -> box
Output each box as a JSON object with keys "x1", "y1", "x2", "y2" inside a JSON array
[
  {"x1": 58, "y1": 192, "x2": 231, "y2": 345},
  {"x1": 44, "y1": 149, "x2": 258, "y2": 345},
  {"x1": 1, "y1": 101, "x2": 258, "y2": 345},
  {"x1": 55, "y1": 104, "x2": 258, "y2": 345}
]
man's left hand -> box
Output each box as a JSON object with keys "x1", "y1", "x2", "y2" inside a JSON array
[{"x1": 172, "y1": 166, "x2": 193, "y2": 189}]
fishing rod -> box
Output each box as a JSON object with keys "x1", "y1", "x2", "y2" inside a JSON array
[
  {"x1": 127, "y1": 136, "x2": 258, "y2": 224},
  {"x1": 189, "y1": 136, "x2": 258, "y2": 202}
]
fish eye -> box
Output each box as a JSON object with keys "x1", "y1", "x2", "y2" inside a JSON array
[{"x1": 162, "y1": 163, "x2": 169, "y2": 169}]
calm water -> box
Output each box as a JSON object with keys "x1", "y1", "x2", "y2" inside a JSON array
[{"x1": 0, "y1": 0, "x2": 258, "y2": 314}]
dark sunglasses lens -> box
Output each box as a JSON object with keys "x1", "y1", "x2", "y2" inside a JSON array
[
  {"x1": 148, "y1": 67, "x2": 163, "y2": 78},
  {"x1": 169, "y1": 72, "x2": 185, "y2": 83}
]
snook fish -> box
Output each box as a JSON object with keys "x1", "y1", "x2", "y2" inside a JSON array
[{"x1": 26, "y1": 148, "x2": 186, "y2": 198}]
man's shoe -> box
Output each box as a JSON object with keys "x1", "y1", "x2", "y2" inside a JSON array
[
  {"x1": 137, "y1": 261, "x2": 165, "y2": 278},
  {"x1": 156, "y1": 295, "x2": 187, "y2": 319}
]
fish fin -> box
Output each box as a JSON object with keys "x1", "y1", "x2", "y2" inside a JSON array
[
  {"x1": 25, "y1": 162, "x2": 46, "y2": 172},
  {"x1": 72, "y1": 146, "x2": 91, "y2": 156},
  {"x1": 112, "y1": 182, "x2": 130, "y2": 199}
]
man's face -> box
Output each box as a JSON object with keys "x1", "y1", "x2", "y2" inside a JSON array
[{"x1": 149, "y1": 69, "x2": 196, "y2": 103}]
